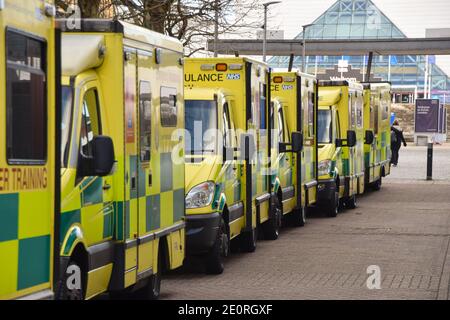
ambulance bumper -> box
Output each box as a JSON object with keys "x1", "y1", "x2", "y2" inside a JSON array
[{"x1": 185, "y1": 212, "x2": 221, "y2": 256}]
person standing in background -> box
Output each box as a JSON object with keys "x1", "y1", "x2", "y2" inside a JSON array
[{"x1": 391, "y1": 120, "x2": 407, "y2": 167}]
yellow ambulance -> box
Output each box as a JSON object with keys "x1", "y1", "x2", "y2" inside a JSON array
[
  {"x1": 0, "y1": 0, "x2": 58, "y2": 300},
  {"x1": 56, "y1": 20, "x2": 185, "y2": 299},
  {"x1": 362, "y1": 82, "x2": 392, "y2": 190},
  {"x1": 184, "y1": 57, "x2": 279, "y2": 274},
  {"x1": 317, "y1": 80, "x2": 364, "y2": 216},
  {"x1": 271, "y1": 72, "x2": 318, "y2": 226}
]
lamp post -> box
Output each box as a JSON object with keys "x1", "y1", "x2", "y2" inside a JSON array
[
  {"x1": 213, "y1": 0, "x2": 220, "y2": 57},
  {"x1": 302, "y1": 23, "x2": 313, "y2": 73},
  {"x1": 262, "y1": 1, "x2": 281, "y2": 62}
]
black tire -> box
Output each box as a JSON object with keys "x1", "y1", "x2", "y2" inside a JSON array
[
  {"x1": 240, "y1": 227, "x2": 257, "y2": 253},
  {"x1": 325, "y1": 190, "x2": 339, "y2": 218},
  {"x1": 205, "y1": 218, "x2": 229, "y2": 275},
  {"x1": 135, "y1": 248, "x2": 163, "y2": 300},
  {"x1": 291, "y1": 206, "x2": 306, "y2": 227},
  {"x1": 56, "y1": 261, "x2": 84, "y2": 300},
  {"x1": 262, "y1": 197, "x2": 282, "y2": 240},
  {"x1": 345, "y1": 194, "x2": 357, "y2": 209},
  {"x1": 372, "y1": 177, "x2": 382, "y2": 191}
]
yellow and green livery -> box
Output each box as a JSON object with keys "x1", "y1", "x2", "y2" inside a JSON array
[
  {"x1": 0, "y1": 0, "x2": 58, "y2": 300},
  {"x1": 57, "y1": 20, "x2": 185, "y2": 300},
  {"x1": 183, "y1": 57, "x2": 280, "y2": 274},
  {"x1": 362, "y1": 82, "x2": 391, "y2": 190},
  {"x1": 271, "y1": 72, "x2": 318, "y2": 226},
  {"x1": 317, "y1": 80, "x2": 364, "y2": 216}
]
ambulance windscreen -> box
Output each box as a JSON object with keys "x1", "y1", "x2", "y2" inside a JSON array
[
  {"x1": 61, "y1": 85, "x2": 74, "y2": 168},
  {"x1": 185, "y1": 100, "x2": 218, "y2": 155},
  {"x1": 318, "y1": 110, "x2": 332, "y2": 144}
]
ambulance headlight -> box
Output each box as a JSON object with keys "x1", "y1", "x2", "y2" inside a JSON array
[
  {"x1": 318, "y1": 159, "x2": 332, "y2": 176},
  {"x1": 185, "y1": 182, "x2": 216, "y2": 209}
]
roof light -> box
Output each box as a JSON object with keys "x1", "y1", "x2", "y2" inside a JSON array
[
  {"x1": 200, "y1": 64, "x2": 215, "y2": 71},
  {"x1": 273, "y1": 76, "x2": 283, "y2": 83},
  {"x1": 229, "y1": 64, "x2": 243, "y2": 70},
  {"x1": 216, "y1": 63, "x2": 228, "y2": 72},
  {"x1": 283, "y1": 76, "x2": 295, "y2": 82}
]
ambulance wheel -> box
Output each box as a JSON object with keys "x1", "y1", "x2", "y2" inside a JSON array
[
  {"x1": 291, "y1": 206, "x2": 306, "y2": 227},
  {"x1": 262, "y1": 197, "x2": 282, "y2": 240},
  {"x1": 372, "y1": 178, "x2": 382, "y2": 191},
  {"x1": 205, "y1": 218, "x2": 228, "y2": 275},
  {"x1": 56, "y1": 261, "x2": 84, "y2": 300},
  {"x1": 326, "y1": 191, "x2": 339, "y2": 218},
  {"x1": 345, "y1": 194, "x2": 357, "y2": 209},
  {"x1": 137, "y1": 249, "x2": 162, "y2": 300},
  {"x1": 240, "y1": 227, "x2": 257, "y2": 253}
]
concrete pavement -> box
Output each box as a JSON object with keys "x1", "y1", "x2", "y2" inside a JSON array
[{"x1": 161, "y1": 144, "x2": 450, "y2": 300}]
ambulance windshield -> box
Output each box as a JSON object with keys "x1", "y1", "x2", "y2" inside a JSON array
[
  {"x1": 318, "y1": 109, "x2": 332, "y2": 144},
  {"x1": 61, "y1": 86, "x2": 74, "y2": 168},
  {"x1": 185, "y1": 100, "x2": 218, "y2": 155}
]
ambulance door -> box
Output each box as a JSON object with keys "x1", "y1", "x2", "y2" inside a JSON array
[
  {"x1": 77, "y1": 82, "x2": 114, "y2": 245},
  {"x1": 136, "y1": 50, "x2": 154, "y2": 278},
  {"x1": 123, "y1": 48, "x2": 138, "y2": 286},
  {"x1": 334, "y1": 109, "x2": 344, "y2": 196},
  {"x1": 276, "y1": 103, "x2": 293, "y2": 192},
  {"x1": 223, "y1": 100, "x2": 241, "y2": 207}
]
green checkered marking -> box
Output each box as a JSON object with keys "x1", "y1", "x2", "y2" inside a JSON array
[
  {"x1": 60, "y1": 209, "x2": 81, "y2": 244},
  {"x1": 343, "y1": 158, "x2": 350, "y2": 176},
  {"x1": 115, "y1": 201, "x2": 124, "y2": 240},
  {"x1": 81, "y1": 177, "x2": 103, "y2": 205},
  {"x1": 0, "y1": 193, "x2": 18, "y2": 242},
  {"x1": 103, "y1": 205, "x2": 114, "y2": 238},
  {"x1": 364, "y1": 152, "x2": 370, "y2": 168},
  {"x1": 146, "y1": 195, "x2": 160, "y2": 232},
  {"x1": 18, "y1": 235, "x2": 50, "y2": 290},
  {"x1": 173, "y1": 189, "x2": 185, "y2": 222},
  {"x1": 160, "y1": 153, "x2": 173, "y2": 192}
]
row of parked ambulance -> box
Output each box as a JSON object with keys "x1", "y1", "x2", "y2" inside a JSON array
[{"x1": 0, "y1": 1, "x2": 391, "y2": 300}]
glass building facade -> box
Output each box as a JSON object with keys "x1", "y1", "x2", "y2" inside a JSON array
[{"x1": 269, "y1": 0, "x2": 450, "y2": 104}]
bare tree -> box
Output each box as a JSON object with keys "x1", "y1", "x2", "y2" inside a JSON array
[{"x1": 56, "y1": 0, "x2": 264, "y2": 56}]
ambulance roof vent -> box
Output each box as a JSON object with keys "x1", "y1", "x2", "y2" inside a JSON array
[{"x1": 61, "y1": 34, "x2": 106, "y2": 76}]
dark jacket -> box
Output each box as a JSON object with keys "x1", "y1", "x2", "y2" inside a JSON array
[{"x1": 391, "y1": 125, "x2": 406, "y2": 147}]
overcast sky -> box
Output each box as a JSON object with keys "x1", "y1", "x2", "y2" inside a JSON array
[{"x1": 266, "y1": 0, "x2": 450, "y2": 74}]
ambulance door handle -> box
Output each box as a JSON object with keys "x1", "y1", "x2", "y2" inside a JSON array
[{"x1": 103, "y1": 183, "x2": 111, "y2": 191}]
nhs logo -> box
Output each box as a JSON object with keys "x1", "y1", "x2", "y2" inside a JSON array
[{"x1": 227, "y1": 73, "x2": 241, "y2": 80}]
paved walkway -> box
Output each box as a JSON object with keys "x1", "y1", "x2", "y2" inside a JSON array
[{"x1": 161, "y1": 145, "x2": 450, "y2": 300}]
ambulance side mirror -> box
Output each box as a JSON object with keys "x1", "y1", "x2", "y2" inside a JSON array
[
  {"x1": 291, "y1": 132, "x2": 303, "y2": 153},
  {"x1": 365, "y1": 130, "x2": 374, "y2": 145},
  {"x1": 346, "y1": 130, "x2": 357, "y2": 148},
  {"x1": 239, "y1": 134, "x2": 256, "y2": 161},
  {"x1": 92, "y1": 136, "x2": 115, "y2": 177}
]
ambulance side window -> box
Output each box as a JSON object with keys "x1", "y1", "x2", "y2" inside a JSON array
[
  {"x1": 80, "y1": 89, "x2": 101, "y2": 159},
  {"x1": 277, "y1": 108, "x2": 286, "y2": 143},
  {"x1": 356, "y1": 95, "x2": 363, "y2": 128},
  {"x1": 6, "y1": 30, "x2": 46, "y2": 163},
  {"x1": 139, "y1": 81, "x2": 152, "y2": 162},
  {"x1": 335, "y1": 110, "x2": 341, "y2": 140},
  {"x1": 308, "y1": 92, "x2": 315, "y2": 137},
  {"x1": 260, "y1": 83, "x2": 267, "y2": 129},
  {"x1": 223, "y1": 102, "x2": 232, "y2": 148},
  {"x1": 161, "y1": 87, "x2": 177, "y2": 127}
]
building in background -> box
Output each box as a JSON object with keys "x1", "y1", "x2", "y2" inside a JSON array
[{"x1": 269, "y1": 0, "x2": 450, "y2": 104}]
